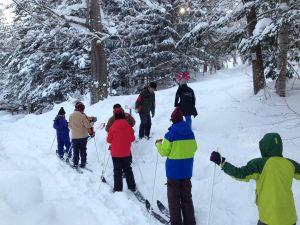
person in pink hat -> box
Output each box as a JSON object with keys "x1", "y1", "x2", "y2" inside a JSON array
[{"x1": 174, "y1": 69, "x2": 198, "y2": 128}]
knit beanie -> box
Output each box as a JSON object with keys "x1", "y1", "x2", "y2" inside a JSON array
[
  {"x1": 75, "y1": 101, "x2": 85, "y2": 112},
  {"x1": 178, "y1": 71, "x2": 189, "y2": 86},
  {"x1": 114, "y1": 108, "x2": 125, "y2": 120},
  {"x1": 58, "y1": 107, "x2": 66, "y2": 115},
  {"x1": 113, "y1": 103, "x2": 122, "y2": 109},
  {"x1": 171, "y1": 107, "x2": 183, "y2": 124},
  {"x1": 149, "y1": 82, "x2": 157, "y2": 90}
]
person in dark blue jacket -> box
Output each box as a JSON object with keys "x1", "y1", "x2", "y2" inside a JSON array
[{"x1": 53, "y1": 107, "x2": 71, "y2": 159}]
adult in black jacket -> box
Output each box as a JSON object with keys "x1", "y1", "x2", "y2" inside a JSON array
[
  {"x1": 174, "y1": 78, "x2": 197, "y2": 128},
  {"x1": 135, "y1": 82, "x2": 156, "y2": 139}
]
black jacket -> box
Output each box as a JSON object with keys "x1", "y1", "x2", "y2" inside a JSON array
[{"x1": 174, "y1": 84, "x2": 198, "y2": 117}]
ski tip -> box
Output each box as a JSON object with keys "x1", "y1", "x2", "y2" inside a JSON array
[
  {"x1": 101, "y1": 176, "x2": 107, "y2": 183},
  {"x1": 157, "y1": 200, "x2": 164, "y2": 207},
  {"x1": 145, "y1": 199, "x2": 150, "y2": 209}
]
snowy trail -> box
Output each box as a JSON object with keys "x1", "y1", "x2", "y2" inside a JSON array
[{"x1": 1, "y1": 64, "x2": 300, "y2": 225}]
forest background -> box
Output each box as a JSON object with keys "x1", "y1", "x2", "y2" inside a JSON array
[{"x1": 0, "y1": 0, "x2": 299, "y2": 113}]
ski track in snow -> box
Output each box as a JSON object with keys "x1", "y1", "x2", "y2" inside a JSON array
[{"x1": 1, "y1": 64, "x2": 300, "y2": 225}]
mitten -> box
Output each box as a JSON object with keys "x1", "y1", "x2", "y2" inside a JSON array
[
  {"x1": 210, "y1": 151, "x2": 225, "y2": 166},
  {"x1": 155, "y1": 139, "x2": 163, "y2": 144},
  {"x1": 89, "y1": 131, "x2": 95, "y2": 138},
  {"x1": 91, "y1": 117, "x2": 97, "y2": 122}
]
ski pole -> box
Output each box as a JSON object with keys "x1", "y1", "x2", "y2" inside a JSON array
[
  {"x1": 100, "y1": 142, "x2": 108, "y2": 183},
  {"x1": 98, "y1": 146, "x2": 111, "y2": 191},
  {"x1": 149, "y1": 150, "x2": 159, "y2": 224},
  {"x1": 93, "y1": 137, "x2": 100, "y2": 162},
  {"x1": 49, "y1": 134, "x2": 56, "y2": 154},
  {"x1": 207, "y1": 147, "x2": 218, "y2": 225},
  {"x1": 66, "y1": 143, "x2": 73, "y2": 158},
  {"x1": 131, "y1": 145, "x2": 145, "y2": 184},
  {"x1": 101, "y1": 153, "x2": 109, "y2": 183},
  {"x1": 102, "y1": 152, "x2": 110, "y2": 177},
  {"x1": 102, "y1": 142, "x2": 108, "y2": 167}
]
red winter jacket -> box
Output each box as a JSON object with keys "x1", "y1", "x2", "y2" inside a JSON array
[{"x1": 107, "y1": 119, "x2": 135, "y2": 157}]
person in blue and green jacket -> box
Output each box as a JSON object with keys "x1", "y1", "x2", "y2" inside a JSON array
[
  {"x1": 210, "y1": 133, "x2": 300, "y2": 225},
  {"x1": 155, "y1": 107, "x2": 197, "y2": 225}
]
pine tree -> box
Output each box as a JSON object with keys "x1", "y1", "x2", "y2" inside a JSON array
[{"x1": 1, "y1": 0, "x2": 90, "y2": 113}]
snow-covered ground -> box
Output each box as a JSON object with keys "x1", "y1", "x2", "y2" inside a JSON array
[{"x1": 1, "y1": 64, "x2": 300, "y2": 225}]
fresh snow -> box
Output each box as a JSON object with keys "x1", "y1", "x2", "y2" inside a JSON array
[
  {"x1": 0, "y1": 64, "x2": 300, "y2": 225},
  {"x1": 253, "y1": 18, "x2": 272, "y2": 36}
]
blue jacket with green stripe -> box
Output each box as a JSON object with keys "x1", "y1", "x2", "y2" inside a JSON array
[{"x1": 156, "y1": 121, "x2": 197, "y2": 179}]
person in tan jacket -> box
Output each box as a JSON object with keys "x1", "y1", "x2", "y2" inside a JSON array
[
  {"x1": 69, "y1": 101, "x2": 95, "y2": 168},
  {"x1": 105, "y1": 104, "x2": 135, "y2": 132}
]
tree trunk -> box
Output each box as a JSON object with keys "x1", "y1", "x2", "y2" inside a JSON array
[
  {"x1": 232, "y1": 54, "x2": 237, "y2": 66},
  {"x1": 244, "y1": 2, "x2": 266, "y2": 94},
  {"x1": 203, "y1": 63, "x2": 208, "y2": 74},
  {"x1": 88, "y1": 0, "x2": 108, "y2": 104},
  {"x1": 276, "y1": 1, "x2": 289, "y2": 97},
  {"x1": 214, "y1": 59, "x2": 223, "y2": 70}
]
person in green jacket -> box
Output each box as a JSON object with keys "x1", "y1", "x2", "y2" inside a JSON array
[{"x1": 210, "y1": 133, "x2": 300, "y2": 225}]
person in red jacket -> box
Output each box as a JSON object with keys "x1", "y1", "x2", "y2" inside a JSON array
[{"x1": 107, "y1": 108, "x2": 136, "y2": 192}]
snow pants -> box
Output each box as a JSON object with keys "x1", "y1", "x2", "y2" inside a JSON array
[
  {"x1": 138, "y1": 112, "x2": 151, "y2": 138},
  {"x1": 72, "y1": 137, "x2": 88, "y2": 167},
  {"x1": 257, "y1": 221, "x2": 295, "y2": 225},
  {"x1": 167, "y1": 179, "x2": 196, "y2": 225},
  {"x1": 56, "y1": 132, "x2": 71, "y2": 158},
  {"x1": 112, "y1": 156, "x2": 136, "y2": 191}
]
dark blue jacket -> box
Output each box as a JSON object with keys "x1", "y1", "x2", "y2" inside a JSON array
[{"x1": 53, "y1": 115, "x2": 69, "y2": 135}]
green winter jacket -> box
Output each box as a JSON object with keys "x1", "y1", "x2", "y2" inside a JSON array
[{"x1": 221, "y1": 133, "x2": 300, "y2": 225}]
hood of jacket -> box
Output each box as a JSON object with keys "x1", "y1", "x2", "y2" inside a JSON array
[
  {"x1": 169, "y1": 121, "x2": 194, "y2": 140},
  {"x1": 259, "y1": 133, "x2": 283, "y2": 157},
  {"x1": 54, "y1": 115, "x2": 64, "y2": 122}
]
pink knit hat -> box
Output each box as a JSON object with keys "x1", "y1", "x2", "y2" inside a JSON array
[{"x1": 178, "y1": 71, "x2": 189, "y2": 81}]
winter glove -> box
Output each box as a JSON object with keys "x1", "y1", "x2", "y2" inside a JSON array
[
  {"x1": 152, "y1": 112, "x2": 155, "y2": 118},
  {"x1": 89, "y1": 131, "x2": 95, "y2": 138},
  {"x1": 210, "y1": 151, "x2": 225, "y2": 166},
  {"x1": 155, "y1": 139, "x2": 163, "y2": 144},
  {"x1": 91, "y1": 117, "x2": 97, "y2": 122}
]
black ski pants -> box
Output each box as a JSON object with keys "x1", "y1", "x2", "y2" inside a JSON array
[
  {"x1": 257, "y1": 221, "x2": 295, "y2": 225},
  {"x1": 112, "y1": 156, "x2": 136, "y2": 191},
  {"x1": 138, "y1": 112, "x2": 152, "y2": 138},
  {"x1": 167, "y1": 179, "x2": 196, "y2": 225},
  {"x1": 72, "y1": 137, "x2": 88, "y2": 166}
]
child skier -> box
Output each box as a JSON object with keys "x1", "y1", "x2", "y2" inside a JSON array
[
  {"x1": 105, "y1": 103, "x2": 135, "y2": 132},
  {"x1": 210, "y1": 133, "x2": 300, "y2": 225},
  {"x1": 155, "y1": 107, "x2": 197, "y2": 225},
  {"x1": 53, "y1": 107, "x2": 71, "y2": 159},
  {"x1": 107, "y1": 108, "x2": 136, "y2": 192},
  {"x1": 69, "y1": 102, "x2": 95, "y2": 168}
]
